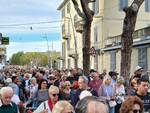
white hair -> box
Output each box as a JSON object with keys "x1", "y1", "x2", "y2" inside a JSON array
[{"x1": 0, "y1": 87, "x2": 13, "y2": 95}]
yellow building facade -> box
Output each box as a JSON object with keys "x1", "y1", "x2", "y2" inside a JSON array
[{"x1": 58, "y1": 0, "x2": 150, "y2": 74}]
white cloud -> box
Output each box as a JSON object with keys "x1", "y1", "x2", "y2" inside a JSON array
[{"x1": 6, "y1": 41, "x2": 61, "y2": 60}]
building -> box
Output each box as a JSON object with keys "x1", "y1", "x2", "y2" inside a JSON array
[{"x1": 58, "y1": 0, "x2": 150, "y2": 74}]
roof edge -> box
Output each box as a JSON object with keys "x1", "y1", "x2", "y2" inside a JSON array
[{"x1": 57, "y1": 0, "x2": 68, "y2": 10}]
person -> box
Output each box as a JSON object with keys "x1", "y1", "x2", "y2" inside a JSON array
[
  {"x1": 0, "y1": 87, "x2": 19, "y2": 113},
  {"x1": 120, "y1": 96, "x2": 144, "y2": 113},
  {"x1": 75, "y1": 96, "x2": 109, "y2": 113},
  {"x1": 89, "y1": 71, "x2": 102, "y2": 94},
  {"x1": 134, "y1": 75, "x2": 150, "y2": 112},
  {"x1": 32, "y1": 79, "x2": 49, "y2": 107},
  {"x1": 71, "y1": 76, "x2": 98, "y2": 107},
  {"x1": 52, "y1": 100, "x2": 74, "y2": 113},
  {"x1": 114, "y1": 77, "x2": 125, "y2": 113},
  {"x1": 98, "y1": 75, "x2": 115, "y2": 113},
  {"x1": 33, "y1": 85, "x2": 59, "y2": 113}
]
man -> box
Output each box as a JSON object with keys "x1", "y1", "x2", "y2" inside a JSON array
[
  {"x1": 0, "y1": 87, "x2": 19, "y2": 113},
  {"x1": 135, "y1": 74, "x2": 150, "y2": 112},
  {"x1": 75, "y1": 96, "x2": 108, "y2": 113},
  {"x1": 71, "y1": 76, "x2": 98, "y2": 107}
]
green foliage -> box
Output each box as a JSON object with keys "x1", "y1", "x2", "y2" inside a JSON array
[{"x1": 10, "y1": 52, "x2": 48, "y2": 66}]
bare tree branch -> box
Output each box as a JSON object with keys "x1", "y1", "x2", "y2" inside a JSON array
[
  {"x1": 72, "y1": 0, "x2": 85, "y2": 19},
  {"x1": 80, "y1": 0, "x2": 94, "y2": 20}
]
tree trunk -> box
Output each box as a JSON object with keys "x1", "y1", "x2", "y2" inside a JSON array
[
  {"x1": 72, "y1": 0, "x2": 94, "y2": 75},
  {"x1": 120, "y1": 0, "x2": 144, "y2": 88},
  {"x1": 83, "y1": 20, "x2": 92, "y2": 75}
]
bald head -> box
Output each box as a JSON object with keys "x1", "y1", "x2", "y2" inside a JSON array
[{"x1": 0, "y1": 87, "x2": 14, "y2": 105}]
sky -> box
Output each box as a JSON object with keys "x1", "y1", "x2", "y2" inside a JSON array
[{"x1": 0, "y1": 0, "x2": 63, "y2": 59}]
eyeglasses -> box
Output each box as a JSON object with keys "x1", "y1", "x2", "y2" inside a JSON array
[
  {"x1": 42, "y1": 82, "x2": 47, "y2": 84},
  {"x1": 52, "y1": 93, "x2": 59, "y2": 97},
  {"x1": 132, "y1": 109, "x2": 142, "y2": 113}
]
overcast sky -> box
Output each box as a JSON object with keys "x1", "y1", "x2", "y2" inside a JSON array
[{"x1": 0, "y1": 0, "x2": 63, "y2": 59}]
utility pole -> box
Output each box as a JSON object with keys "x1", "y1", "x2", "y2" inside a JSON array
[{"x1": 43, "y1": 35, "x2": 51, "y2": 69}]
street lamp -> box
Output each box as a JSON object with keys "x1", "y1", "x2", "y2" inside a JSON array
[{"x1": 43, "y1": 35, "x2": 51, "y2": 69}]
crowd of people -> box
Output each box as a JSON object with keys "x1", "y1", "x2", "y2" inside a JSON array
[{"x1": 0, "y1": 65, "x2": 149, "y2": 113}]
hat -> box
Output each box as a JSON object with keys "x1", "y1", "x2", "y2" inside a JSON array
[
  {"x1": 5, "y1": 78, "x2": 12, "y2": 83},
  {"x1": 135, "y1": 66, "x2": 143, "y2": 72},
  {"x1": 79, "y1": 90, "x2": 92, "y2": 100}
]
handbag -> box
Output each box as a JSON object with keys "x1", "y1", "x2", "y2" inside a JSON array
[{"x1": 108, "y1": 100, "x2": 117, "y2": 107}]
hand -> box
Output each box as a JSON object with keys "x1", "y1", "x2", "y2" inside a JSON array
[{"x1": 40, "y1": 109, "x2": 48, "y2": 113}]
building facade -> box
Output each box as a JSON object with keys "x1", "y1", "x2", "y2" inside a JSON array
[{"x1": 58, "y1": 0, "x2": 150, "y2": 74}]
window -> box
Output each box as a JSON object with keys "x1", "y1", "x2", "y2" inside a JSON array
[
  {"x1": 62, "y1": 24, "x2": 65, "y2": 35},
  {"x1": 67, "y1": 39, "x2": 70, "y2": 50},
  {"x1": 94, "y1": 26, "x2": 98, "y2": 43},
  {"x1": 93, "y1": 0, "x2": 99, "y2": 14},
  {"x1": 94, "y1": 55, "x2": 98, "y2": 71},
  {"x1": 119, "y1": 0, "x2": 128, "y2": 11},
  {"x1": 145, "y1": 0, "x2": 150, "y2": 12},
  {"x1": 62, "y1": 9, "x2": 65, "y2": 18},
  {"x1": 67, "y1": 2, "x2": 70, "y2": 13},
  {"x1": 138, "y1": 47, "x2": 147, "y2": 70},
  {"x1": 68, "y1": 59, "x2": 71, "y2": 69},
  {"x1": 62, "y1": 42, "x2": 66, "y2": 68},
  {"x1": 110, "y1": 51, "x2": 116, "y2": 71}
]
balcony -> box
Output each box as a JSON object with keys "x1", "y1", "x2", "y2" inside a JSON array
[
  {"x1": 68, "y1": 48, "x2": 78, "y2": 59},
  {"x1": 74, "y1": 19, "x2": 85, "y2": 33},
  {"x1": 62, "y1": 31, "x2": 71, "y2": 40},
  {"x1": 104, "y1": 26, "x2": 150, "y2": 48}
]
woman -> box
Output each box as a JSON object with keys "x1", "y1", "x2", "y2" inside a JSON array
[
  {"x1": 32, "y1": 79, "x2": 49, "y2": 107},
  {"x1": 98, "y1": 75, "x2": 115, "y2": 113},
  {"x1": 52, "y1": 100, "x2": 74, "y2": 113},
  {"x1": 120, "y1": 96, "x2": 144, "y2": 113},
  {"x1": 114, "y1": 77, "x2": 125, "y2": 113},
  {"x1": 61, "y1": 81, "x2": 71, "y2": 101},
  {"x1": 33, "y1": 85, "x2": 60, "y2": 113}
]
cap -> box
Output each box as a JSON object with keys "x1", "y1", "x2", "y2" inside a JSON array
[
  {"x1": 79, "y1": 90, "x2": 92, "y2": 100},
  {"x1": 135, "y1": 66, "x2": 143, "y2": 72},
  {"x1": 109, "y1": 71, "x2": 119, "y2": 77}
]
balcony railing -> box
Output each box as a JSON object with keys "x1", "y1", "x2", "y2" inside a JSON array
[
  {"x1": 74, "y1": 19, "x2": 85, "y2": 33},
  {"x1": 68, "y1": 48, "x2": 78, "y2": 58},
  {"x1": 105, "y1": 26, "x2": 150, "y2": 48},
  {"x1": 62, "y1": 31, "x2": 71, "y2": 40}
]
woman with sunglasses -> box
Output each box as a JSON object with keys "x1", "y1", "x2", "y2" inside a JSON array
[
  {"x1": 33, "y1": 85, "x2": 59, "y2": 113},
  {"x1": 120, "y1": 96, "x2": 144, "y2": 113}
]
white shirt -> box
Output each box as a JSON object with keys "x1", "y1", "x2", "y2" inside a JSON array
[{"x1": 33, "y1": 100, "x2": 51, "y2": 113}]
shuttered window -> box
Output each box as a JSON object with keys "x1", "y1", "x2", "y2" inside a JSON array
[
  {"x1": 145, "y1": 0, "x2": 150, "y2": 12},
  {"x1": 110, "y1": 51, "x2": 116, "y2": 71},
  {"x1": 93, "y1": 0, "x2": 99, "y2": 14},
  {"x1": 119, "y1": 0, "x2": 128, "y2": 11},
  {"x1": 138, "y1": 47, "x2": 147, "y2": 70}
]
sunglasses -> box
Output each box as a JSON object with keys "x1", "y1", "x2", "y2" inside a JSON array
[
  {"x1": 52, "y1": 93, "x2": 59, "y2": 97},
  {"x1": 132, "y1": 109, "x2": 142, "y2": 113},
  {"x1": 67, "y1": 112, "x2": 73, "y2": 113}
]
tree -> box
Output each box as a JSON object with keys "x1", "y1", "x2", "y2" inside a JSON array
[
  {"x1": 120, "y1": 0, "x2": 144, "y2": 87},
  {"x1": 72, "y1": 0, "x2": 95, "y2": 75}
]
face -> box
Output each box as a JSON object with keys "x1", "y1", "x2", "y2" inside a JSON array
[
  {"x1": 0, "y1": 91, "x2": 13, "y2": 105},
  {"x1": 78, "y1": 78, "x2": 87, "y2": 89},
  {"x1": 129, "y1": 104, "x2": 141, "y2": 113},
  {"x1": 105, "y1": 79, "x2": 111, "y2": 85},
  {"x1": 49, "y1": 90, "x2": 59, "y2": 103},
  {"x1": 87, "y1": 101, "x2": 107, "y2": 113},
  {"x1": 41, "y1": 81, "x2": 48, "y2": 89},
  {"x1": 93, "y1": 72, "x2": 99, "y2": 80},
  {"x1": 137, "y1": 81, "x2": 149, "y2": 95}
]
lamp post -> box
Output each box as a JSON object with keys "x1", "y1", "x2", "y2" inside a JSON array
[{"x1": 43, "y1": 35, "x2": 51, "y2": 69}]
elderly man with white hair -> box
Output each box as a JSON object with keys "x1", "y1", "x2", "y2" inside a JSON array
[{"x1": 0, "y1": 87, "x2": 19, "y2": 113}]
